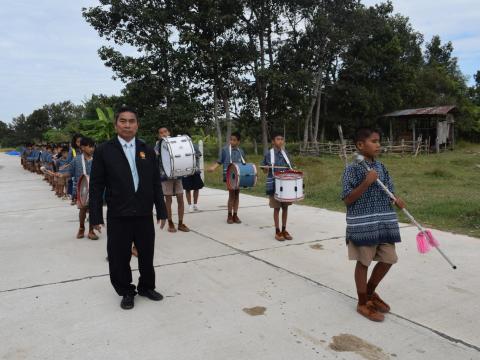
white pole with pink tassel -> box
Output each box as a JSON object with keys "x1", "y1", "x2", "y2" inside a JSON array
[{"x1": 354, "y1": 153, "x2": 457, "y2": 269}]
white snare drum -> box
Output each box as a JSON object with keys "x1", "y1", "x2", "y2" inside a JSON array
[
  {"x1": 161, "y1": 135, "x2": 196, "y2": 178},
  {"x1": 274, "y1": 170, "x2": 304, "y2": 202}
]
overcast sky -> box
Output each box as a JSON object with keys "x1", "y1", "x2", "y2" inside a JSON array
[{"x1": 0, "y1": 0, "x2": 478, "y2": 123}]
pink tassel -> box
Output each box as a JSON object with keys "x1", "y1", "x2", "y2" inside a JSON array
[
  {"x1": 425, "y1": 229, "x2": 439, "y2": 247},
  {"x1": 416, "y1": 231, "x2": 431, "y2": 253}
]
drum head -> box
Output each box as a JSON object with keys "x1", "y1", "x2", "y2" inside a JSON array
[
  {"x1": 77, "y1": 175, "x2": 90, "y2": 207},
  {"x1": 160, "y1": 140, "x2": 173, "y2": 178},
  {"x1": 226, "y1": 163, "x2": 239, "y2": 190}
]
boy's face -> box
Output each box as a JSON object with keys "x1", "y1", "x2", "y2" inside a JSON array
[
  {"x1": 75, "y1": 138, "x2": 82, "y2": 148},
  {"x1": 229, "y1": 135, "x2": 240, "y2": 147},
  {"x1": 356, "y1": 132, "x2": 381, "y2": 159},
  {"x1": 158, "y1": 127, "x2": 170, "y2": 139},
  {"x1": 272, "y1": 136, "x2": 284, "y2": 148},
  {"x1": 61, "y1": 151, "x2": 68, "y2": 159},
  {"x1": 82, "y1": 145, "x2": 95, "y2": 156}
]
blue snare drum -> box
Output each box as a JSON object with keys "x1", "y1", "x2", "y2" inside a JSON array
[{"x1": 226, "y1": 163, "x2": 257, "y2": 190}]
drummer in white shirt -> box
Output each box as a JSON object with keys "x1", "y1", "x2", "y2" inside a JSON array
[
  {"x1": 155, "y1": 127, "x2": 190, "y2": 233},
  {"x1": 261, "y1": 132, "x2": 294, "y2": 242}
]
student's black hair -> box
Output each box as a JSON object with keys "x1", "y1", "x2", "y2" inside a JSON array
[
  {"x1": 354, "y1": 127, "x2": 381, "y2": 144},
  {"x1": 231, "y1": 131, "x2": 241, "y2": 141},
  {"x1": 80, "y1": 137, "x2": 95, "y2": 147},
  {"x1": 115, "y1": 106, "x2": 138, "y2": 123},
  {"x1": 71, "y1": 134, "x2": 82, "y2": 149},
  {"x1": 60, "y1": 146, "x2": 69, "y2": 153},
  {"x1": 270, "y1": 131, "x2": 284, "y2": 142},
  {"x1": 158, "y1": 125, "x2": 169, "y2": 132}
]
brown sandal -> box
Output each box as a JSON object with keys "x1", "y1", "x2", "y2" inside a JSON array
[
  {"x1": 368, "y1": 292, "x2": 390, "y2": 313},
  {"x1": 357, "y1": 301, "x2": 385, "y2": 322}
]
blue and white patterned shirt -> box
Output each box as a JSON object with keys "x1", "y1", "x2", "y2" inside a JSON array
[
  {"x1": 217, "y1": 145, "x2": 246, "y2": 180},
  {"x1": 261, "y1": 148, "x2": 293, "y2": 195},
  {"x1": 341, "y1": 160, "x2": 401, "y2": 246}
]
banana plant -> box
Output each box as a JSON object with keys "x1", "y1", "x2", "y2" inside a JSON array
[{"x1": 80, "y1": 107, "x2": 115, "y2": 141}]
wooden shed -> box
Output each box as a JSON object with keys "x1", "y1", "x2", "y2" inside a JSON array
[{"x1": 382, "y1": 106, "x2": 457, "y2": 153}]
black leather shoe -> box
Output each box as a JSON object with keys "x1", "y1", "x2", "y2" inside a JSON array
[
  {"x1": 138, "y1": 289, "x2": 164, "y2": 301},
  {"x1": 120, "y1": 294, "x2": 135, "y2": 310}
]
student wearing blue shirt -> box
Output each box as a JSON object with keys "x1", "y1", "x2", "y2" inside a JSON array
[
  {"x1": 261, "y1": 132, "x2": 294, "y2": 241},
  {"x1": 208, "y1": 132, "x2": 245, "y2": 224},
  {"x1": 55, "y1": 147, "x2": 70, "y2": 198},
  {"x1": 69, "y1": 137, "x2": 98, "y2": 240},
  {"x1": 341, "y1": 127, "x2": 405, "y2": 322}
]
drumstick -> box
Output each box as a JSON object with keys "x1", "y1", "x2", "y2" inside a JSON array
[{"x1": 259, "y1": 165, "x2": 291, "y2": 169}]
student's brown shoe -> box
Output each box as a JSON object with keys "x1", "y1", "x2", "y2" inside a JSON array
[
  {"x1": 76, "y1": 227, "x2": 85, "y2": 239},
  {"x1": 357, "y1": 301, "x2": 385, "y2": 322},
  {"x1": 282, "y1": 230, "x2": 293, "y2": 240},
  {"x1": 275, "y1": 231, "x2": 285, "y2": 241},
  {"x1": 233, "y1": 214, "x2": 242, "y2": 224},
  {"x1": 87, "y1": 231, "x2": 99, "y2": 241},
  {"x1": 227, "y1": 214, "x2": 234, "y2": 224},
  {"x1": 168, "y1": 220, "x2": 177, "y2": 233},
  {"x1": 368, "y1": 293, "x2": 390, "y2": 313},
  {"x1": 178, "y1": 223, "x2": 190, "y2": 232}
]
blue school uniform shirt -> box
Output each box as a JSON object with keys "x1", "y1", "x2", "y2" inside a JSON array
[
  {"x1": 341, "y1": 160, "x2": 401, "y2": 246},
  {"x1": 56, "y1": 158, "x2": 70, "y2": 174},
  {"x1": 70, "y1": 154, "x2": 92, "y2": 198},
  {"x1": 217, "y1": 145, "x2": 246, "y2": 181},
  {"x1": 261, "y1": 148, "x2": 293, "y2": 195}
]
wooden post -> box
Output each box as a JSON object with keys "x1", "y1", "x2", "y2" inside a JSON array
[
  {"x1": 436, "y1": 119, "x2": 440, "y2": 153},
  {"x1": 198, "y1": 140, "x2": 205, "y2": 181},
  {"x1": 389, "y1": 118, "x2": 393, "y2": 143},
  {"x1": 411, "y1": 119, "x2": 416, "y2": 153}
]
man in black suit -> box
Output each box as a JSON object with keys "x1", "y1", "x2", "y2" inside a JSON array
[{"x1": 89, "y1": 107, "x2": 168, "y2": 310}]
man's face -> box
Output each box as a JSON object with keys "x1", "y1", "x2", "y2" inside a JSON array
[
  {"x1": 82, "y1": 145, "x2": 95, "y2": 156},
  {"x1": 229, "y1": 135, "x2": 240, "y2": 147},
  {"x1": 115, "y1": 111, "x2": 138, "y2": 141},
  {"x1": 272, "y1": 136, "x2": 284, "y2": 148},
  {"x1": 357, "y1": 132, "x2": 381, "y2": 159},
  {"x1": 158, "y1": 127, "x2": 170, "y2": 139}
]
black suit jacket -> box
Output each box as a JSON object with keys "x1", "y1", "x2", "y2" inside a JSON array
[{"x1": 89, "y1": 137, "x2": 167, "y2": 225}]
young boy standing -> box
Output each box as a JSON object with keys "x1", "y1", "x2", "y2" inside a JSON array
[
  {"x1": 208, "y1": 132, "x2": 245, "y2": 224},
  {"x1": 155, "y1": 127, "x2": 190, "y2": 233},
  {"x1": 262, "y1": 132, "x2": 294, "y2": 241},
  {"x1": 70, "y1": 137, "x2": 98, "y2": 240},
  {"x1": 342, "y1": 127, "x2": 405, "y2": 322}
]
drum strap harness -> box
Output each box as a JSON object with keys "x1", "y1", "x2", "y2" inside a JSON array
[
  {"x1": 229, "y1": 145, "x2": 245, "y2": 165},
  {"x1": 270, "y1": 148, "x2": 292, "y2": 173}
]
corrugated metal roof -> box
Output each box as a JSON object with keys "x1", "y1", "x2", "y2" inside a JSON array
[{"x1": 383, "y1": 105, "x2": 456, "y2": 117}]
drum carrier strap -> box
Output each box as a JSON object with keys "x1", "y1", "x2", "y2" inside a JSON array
[
  {"x1": 229, "y1": 145, "x2": 245, "y2": 165},
  {"x1": 270, "y1": 148, "x2": 292, "y2": 173}
]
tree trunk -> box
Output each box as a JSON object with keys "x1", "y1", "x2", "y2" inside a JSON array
[
  {"x1": 313, "y1": 89, "x2": 322, "y2": 143},
  {"x1": 214, "y1": 86, "x2": 222, "y2": 156},
  {"x1": 223, "y1": 96, "x2": 232, "y2": 145},
  {"x1": 303, "y1": 70, "x2": 322, "y2": 148}
]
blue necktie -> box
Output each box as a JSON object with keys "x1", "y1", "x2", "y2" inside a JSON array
[{"x1": 124, "y1": 143, "x2": 139, "y2": 191}]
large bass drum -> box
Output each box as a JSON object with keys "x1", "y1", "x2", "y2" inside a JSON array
[
  {"x1": 77, "y1": 174, "x2": 90, "y2": 208},
  {"x1": 226, "y1": 163, "x2": 257, "y2": 190},
  {"x1": 161, "y1": 135, "x2": 196, "y2": 178}
]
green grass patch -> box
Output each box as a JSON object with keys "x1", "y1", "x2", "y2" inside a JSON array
[{"x1": 204, "y1": 143, "x2": 480, "y2": 238}]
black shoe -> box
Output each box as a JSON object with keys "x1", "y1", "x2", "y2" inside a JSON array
[
  {"x1": 138, "y1": 289, "x2": 164, "y2": 301},
  {"x1": 120, "y1": 294, "x2": 135, "y2": 310}
]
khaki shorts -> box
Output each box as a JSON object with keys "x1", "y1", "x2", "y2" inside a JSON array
[
  {"x1": 348, "y1": 242, "x2": 398, "y2": 267},
  {"x1": 269, "y1": 195, "x2": 292, "y2": 209},
  {"x1": 162, "y1": 179, "x2": 184, "y2": 196}
]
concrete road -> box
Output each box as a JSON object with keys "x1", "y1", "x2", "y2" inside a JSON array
[{"x1": 0, "y1": 153, "x2": 479, "y2": 360}]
